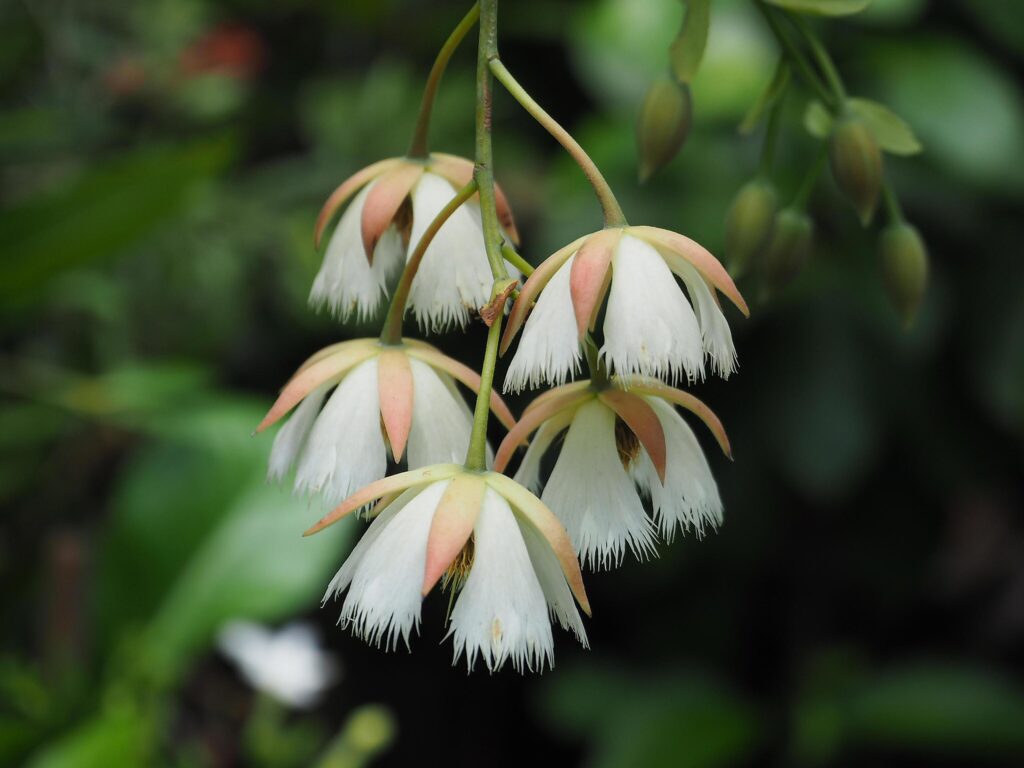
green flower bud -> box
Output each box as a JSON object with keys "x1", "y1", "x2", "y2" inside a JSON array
[
  {"x1": 829, "y1": 116, "x2": 884, "y2": 226},
  {"x1": 879, "y1": 222, "x2": 928, "y2": 327},
  {"x1": 636, "y1": 74, "x2": 692, "y2": 183},
  {"x1": 762, "y1": 208, "x2": 813, "y2": 290},
  {"x1": 724, "y1": 178, "x2": 779, "y2": 278}
]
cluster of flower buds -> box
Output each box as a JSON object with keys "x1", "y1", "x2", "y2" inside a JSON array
[
  {"x1": 260, "y1": 1, "x2": 747, "y2": 673},
  {"x1": 717, "y1": 2, "x2": 928, "y2": 325}
]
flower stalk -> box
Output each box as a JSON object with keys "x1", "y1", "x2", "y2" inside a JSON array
[
  {"x1": 489, "y1": 58, "x2": 627, "y2": 228},
  {"x1": 408, "y1": 3, "x2": 481, "y2": 158}
]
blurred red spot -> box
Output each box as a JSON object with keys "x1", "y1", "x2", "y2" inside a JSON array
[{"x1": 179, "y1": 23, "x2": 266, "y2": 80}]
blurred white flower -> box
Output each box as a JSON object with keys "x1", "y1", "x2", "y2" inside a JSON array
[{"x1": 217, "y1": 621, "x2": 340, "y2": 709}]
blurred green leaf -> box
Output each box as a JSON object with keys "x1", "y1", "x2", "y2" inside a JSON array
[
  {"x1": 543, "y1": 666, "x2": 759, "y2": 768},
  {"x1": 764, "y1": 0, "x2": 872, "y2": 15},
  {"x1": 24, "y1": 706, "x2": 154, "y2": 768},
  {"x1": 0, "y1": 137, "x2": 234, "y2": 310},
  {"x1": 803, "y1": 98, "x2": 921, "y2": 154},
  {"x1": 867, "y1": 38, "x2": 1024, "y2": 189},
  {"x1": 98, "y1": 395, "x2": 350, "y2": 681}
]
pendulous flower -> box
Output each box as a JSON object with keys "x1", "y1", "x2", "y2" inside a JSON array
[
  {"x1": 311, "y1": 154, "x2": 520, "y2": 330},
  {"x1": 493, "y1": 377, "x2": 731, "y2": 570},
  {"x1": 258, "y1": 338, "x2": 515, "y2": 507},
  {"x1": 501, "y1": 226, "x2": 748, "y2": 392},
  {"x1": 304, "y1": 464, "x2": 590, "y2": 672}
]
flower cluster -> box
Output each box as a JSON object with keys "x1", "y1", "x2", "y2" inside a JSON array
[{"x1": 259, "y1": 2, "x2": 747, "y2": 673}]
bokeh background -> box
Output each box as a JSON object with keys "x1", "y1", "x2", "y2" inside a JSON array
[{"x1": 3, "y1": 0, "x2": 1024, "y2": 766}]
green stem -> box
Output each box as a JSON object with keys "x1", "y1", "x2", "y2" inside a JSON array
[
  {"x1": 501, "y1": 243, "x2": 534, "y2": 277},
  {"x1": 379, "y1": 179, "x2": 478, "y2": 344},
  {"x1": 755, "y1": 2, "x2": 836, "y2": 111},
  {"x1": 882, "y1": 179, "x2": 904, "y2": 224},
  {"x1": 465, "y1": 0, "x2": 507, "y2": 471},
  {"x1": 407, "y1": 3, "x2": 481, "y2": 158},
  {"x1": 489, "y1": 58, "x2": 628, "y2": 228},
  {"x1": 759, "y1": 95, "x2": 784, "y2": 177},
  {"x1": 584, "y1": 336, "x2": 609, "y2": 389},
  {"x1": 792, "y1": 142, "x2": 828, "y2": 210},
  {"x1": 790, "y1": 14, "x2": 847, "y2": 103}
]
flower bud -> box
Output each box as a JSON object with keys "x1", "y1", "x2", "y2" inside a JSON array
[
  {"x1": 724, "y1": 178, "x2": 778, "y2": 278},
  {"x1": 761, "y1": 208, "x2": 813, "y2": 291},
  {"x1": 636, "y1": 74, "x2": 692, "y2": 183},
  {"x1": 829, "y1": 116, "x2": 884, "y2": 225},
  {"x1": 879, "y1": 222, "x2": 928, "y2": 327}
]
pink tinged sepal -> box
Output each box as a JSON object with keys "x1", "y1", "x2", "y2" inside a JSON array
[
  {"x1": 314, "y1": 158, "x2": 402, "y2": 249},
  {"x1": 377, "y1": 349, "x2": 414, "y2": 462},
  {"x1": 405, "y1": 342, "x2": 516, "y2": 430},
  {"x1": 428, "y1": 153, "x2": 521, "y2": 245},
  {"x1": 597, "y1": 389, "x2": 668, "y2": 484},
  {"x1": 360, "y1": 164, "x2": 424, "y2": 263},
  {"x1": 501, "y1": 234, "x2": 591, "y2": 354},
  {"x1": 483, "y1": 472, "x2": 591, "y2": 616},
  {"x1": 256, "y1": 340, "x2": 379, "y2": 433},
  {"x1": 303, "y1": 464, "x2": 461, "y2": 536},
  {"x1": 493, "y1": 385, "x2": 595, "y2": 473},
  {"x1": 623, "y1": 376, "x2": 733, "y2": 459},
  {"x1": 629, "y1": 225, "x2": 750, "y2": 318},
  {"x1": 570, "y1": 229, "x2": 620, "y2": 339},
  {"x1": 421, "y1": 473, "x2": 486, "y2": 595}
]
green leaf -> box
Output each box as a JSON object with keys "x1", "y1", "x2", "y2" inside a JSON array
[
  {"x1": 764, "y1": 0, "x2": 872, "y2": 16},
  {"x1": 847, "y1": 97, "x2": 922, "y2": 154},
  {"x1": 97, "y1": 396, "x2": 352, "y2": 681},
  {"x1": 803, "y1": 99, "x2": 834, "y2": 138},
  {"x1": 739, "y1": 59, "x2": 791, "y2": 134},
  {"x1": 24, "y1": 707, "x2": 155, "y2": 768},
  {"x1": 0, "y1": 137, "x2": 234, "y2": 311},
  {"x1": 670, "y1": 0, "x2": 711, "y2": 84}
]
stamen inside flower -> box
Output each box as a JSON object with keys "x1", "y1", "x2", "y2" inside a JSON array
[
  {"x1": 393, "y1": 196, "x2": 414, "y2": 248},
  {"x1": 442, "y1": 536, "x2": 475, "y2": 593},
  {"x1": 614, "y1": 415, "x2": 642, "y2": 469}
]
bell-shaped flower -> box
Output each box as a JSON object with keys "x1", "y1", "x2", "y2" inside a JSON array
[
  {"x1": 494, "y1": 377, "x2": 731, "y2": 570},
  {"x1": 258, "y1": 338, "x2": 515, "y2": 507},
  {"x1": 501, "y1": 227, "x2": 749, "y2": 391},
  {"x1": 311, "y1": 154, "x2": 520, "y2": 330},
  {"x1": 304, "y1": 464, "x2": 590, "y2": 673}
]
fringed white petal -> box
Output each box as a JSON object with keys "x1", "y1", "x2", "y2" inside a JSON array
[
  {"x1": 541, "y1": 399, "x2": 657, "y2": 570},
  {"x1": 632, "y1": 397, "x2": 722, "y2": 541},
  {"x1": 335, "y1": 480, "x2": 449, "y2": 650},
  {"x1": 449, "y1": 487, "x2": 554, "y2": 672},
  {"x1": 407, "y1": 173, "x2": 517, "y2": 332},
  {"x1": 293, "y1": 358, "x2": 386, "y2": 506},
  {"x1": 310, "y1": 182, "x2": 405, "y2": 320},
  {"x1": 517, "y1": 518, "x2": 588, "y2": 648},
  {"x1": 504, "y1": 254, "x2": 582, "y2": 393},
  {"x1": 601, "y1": 234, "x2": 704, "y2": 384},
  {"x1": 406, "y1": 358, "x2": 475, "y2": 468},
  {"x1": 322, "y1": 486, "x2": 421, "y2": 602},
  {"x1": 673, "y1": 260, "x2": 738, "y2": 379},
  {"x1": 512, "y1": 410, "x2": 575, "y2": 493},
  {"x1": 268, "y1": 382, "x2": 331, "y2": 481}
]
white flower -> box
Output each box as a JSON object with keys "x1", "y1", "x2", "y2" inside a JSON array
[
  {"x1": 502, "y1": 226, "x2": 748, "y2": 391},
  {"x1": 217, "y1": 621, "x2": 339, "y2": 708},
  {"x1": 311, "y1": 154, "x2": 520, "y2": 330},
  {"x1": 494, "y1": 377, "x2": 731, "y2": 569},
  {"x1": 258, "y1": 338, "x2": 515, "y2": 507},
  {"x1": 305, "y1": 465, "x2": 590, "y2": 673}
]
